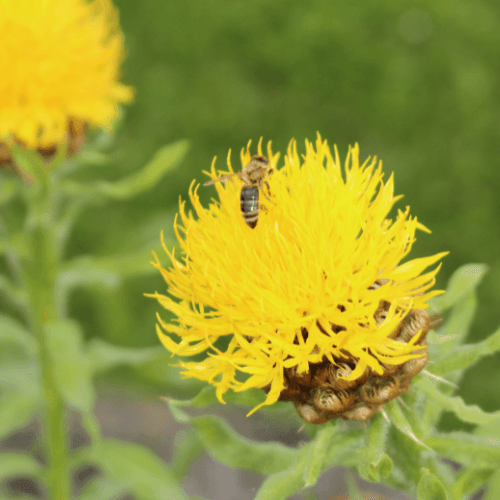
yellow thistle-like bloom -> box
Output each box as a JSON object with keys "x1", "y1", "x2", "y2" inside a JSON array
[
  {"x1": 149, "y1": 135, "x2": 448, "y2": 419},
  {"x1": 0, "y1": 0, "x2": 133, "y2": 149}
]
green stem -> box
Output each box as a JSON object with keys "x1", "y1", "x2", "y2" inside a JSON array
[{"x1": 24, "y1": 186, "x2": 71, "y2": 500}]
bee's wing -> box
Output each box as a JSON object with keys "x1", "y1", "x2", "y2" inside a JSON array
[{"x1": 203, "y1": 171, "x2": 241, "y2": 186}]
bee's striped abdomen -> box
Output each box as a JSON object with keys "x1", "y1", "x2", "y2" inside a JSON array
[{"x1": 240, "y1": 186, "x2": 259, "y2": 228}]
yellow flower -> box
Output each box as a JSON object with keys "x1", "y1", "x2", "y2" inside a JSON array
[
  {"x1": 0, "y1": 0, "x2": 133, "y2": 149},
  {"x1": 149, "y1": 134, "x2": 448, "y2": 418}
]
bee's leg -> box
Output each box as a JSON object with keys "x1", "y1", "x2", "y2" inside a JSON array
[{"x1": 262, "y1": 180, "x2": 272, "y2": 201}]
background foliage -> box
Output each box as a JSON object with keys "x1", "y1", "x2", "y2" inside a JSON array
[{"x1": 86, "y1": 0, "x2": 500, "y2": 415}]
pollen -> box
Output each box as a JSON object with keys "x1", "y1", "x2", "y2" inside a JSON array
[{"x1": 148, "y1": 134, "x2": 448, "y2": 421}]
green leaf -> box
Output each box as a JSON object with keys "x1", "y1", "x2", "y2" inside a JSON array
[
  {"x1": 57, "y1": 258, "x2": 120, "y2": 291},
  {"x1": 254, "y1": 449, "x2": 309, "y2": 500},
  {"x1": 385, "y1": 401, "x2": 427, "y2": 448},
  {"x1": 385, "y1": 425, "x2": 423, "y2": 489},
  {"x1": 359, "y1": 453, "x2": 394, "y2": 483},
  {"x1": 345, "y1": 472, "x2": 363, "y2": 500},
  {"x1": 60, "y1": 140, "x2": 188, "y2": 202},
  {"x1": 417, "y1": 469, "x2": 448, "y2": 500},
  {"x1": 435, "y1": 291, "x2": 477, "y2": 358},
  {"x1": 303, "y1": 421, "x2": 337, "y2": 487},
  {"x1": 0, "y1": 177, "x2": 19, "y2": 205},
  {"x1": 474, "y1": 419, "x2": 500, "y2": 439},
  {"x1": 322, "y1": 429, "x2": 365, "y2": 468},
  {"x1": 431, "y1": 325, "x2": 500, "y2": 376},
  {"x1": 169, "y1": 385, "x2": 259, "y2": 409},
  {"x1": 58, "y1": 245, "x2": 174, "y2": 301},
  {"x1": 484, "y1": 468, "x2": 500, "y2": 500},
  {"x1": 0, "y1": 315, "x2": 37, "y2": 357},
  {"x1": 166, "y1": 400, "x2": 192, "y2": 424},
  {"x1": 416, "y1": 377, "x2": 500, "y2": 425},
  {"x1": 0, "y1": 232, "x2": 29, "y2": 261},
  {"x1": 170, "y1": 431, "x2": 205, "y2": 481},
  {"x1": 10, "y1": 142, "x2": 45, "y2": 182},
  {"x1": 99, "y1": 140, "x2": 189, "y2": 199},
  {"x1": 432, "y1": 263, "x2": 487, "y2": 311},
  {"x1": 426, "y1": 432, "x2": 500, "y2": 468},
  {"x1": 358, "y1": 412, "x2": 390, "y2": 482},
  {"x1": 0, "y1": 275, "x2": 27, "y2": 310},
  {"x1": 0, "y1": 452, "x2": 42, "y2": 482},
  {"x1": 191, "y1": 415, "x2": 299, "y2": 475},
  {"x1": 184, "y1": 386, "x2": 218, "y2": 407},
  {"x1": 0, "y1": 389, "x2": 40, "y2": 439},
  {"x1": 96, "y1": 438, "x2": 188, "y2": 500},
  {"x1": 453, "y1": 467, "x2": 494, "y2": 500},
  {"x1": 428, "y1": 455, "x2": 457, "y2": 490},
  {"x1": 375, "y1": 454, "x2": 393, "y2": 478},
  {"x1": 44, "y1": 319, "x2": 94, "y2": 412},
  {"x1": 77, "y1": 477, "x2": 128, "y2": 500},
  {"x1": 69, "y1": 246, "x2": 170, "y2": 279},
  {"x1": 87, "y1": 339, "x2": 161, "y2": 374},
  {"x1": 170, "y1": 385, "x2": 288, "y2": 412},
  {"x1": 165, "y1": 386, "x2": 217, "y2": 412}
]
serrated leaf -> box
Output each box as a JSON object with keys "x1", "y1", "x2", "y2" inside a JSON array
[
  {"x1": 431, "y1": 326, "x2": 500, "y2": 376},
  {"x1": 453, "y1": 467, "x2": 494, "y2": 500},
  {"x1": 96, "y1": 140, "x2": 189, "y2": 200},
  {"x1": 254, "y1": 449, "x2": 308, "y2": 500},
  {"x1": 432, "y1": 263, "x2": 487, "y2": 311},
  {"x1": 0, "y1": 452, "x2": 42, "y2": 482},
  {"x1": 417, "y1": 469, "x2": 448, "y2": 500},
  {"x1": 426, "y1": 432, "x2": 500, "y2": 468},
  {"x1": 44, "y1": 319, "x2": 94, "y2": 412},
  {"x1": 192, "y1": 415, "x2": 298, "y2": 475},
  {"x1": 303, "y1": 421, "x2": 337, "y2": 487},
  {"x1": 87, "y1": 339, "x2": 161, "y2": 374},
  {"x1": 416, "y1": 377, "x2": 500, "y2": 425},
  {"x1": 96, "y1": 438, "x2": 188, "y2": 500}
]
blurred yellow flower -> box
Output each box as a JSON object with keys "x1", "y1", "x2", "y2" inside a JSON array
[
  {"x1": 149, "y1": 135, "x2": 447, "y2": 417},
  {"x1": 0, "y1": 0, "x2": 133, "y2": 149}
]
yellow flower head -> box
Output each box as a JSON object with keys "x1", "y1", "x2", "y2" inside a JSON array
[
  {"x1": 0, "y1": 0, "x2": 133, "y2": 148},
  {"x1": 150, "y1": 135, "x2": 447, "y2": 416}
]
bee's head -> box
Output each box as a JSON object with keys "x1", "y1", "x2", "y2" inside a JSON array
[{"x1": 251, "y1": 155, "x2": 269, "y2": 165}]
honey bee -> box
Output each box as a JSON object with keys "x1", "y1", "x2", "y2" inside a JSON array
[{"x1": 204, "y1": 155, "x2": 273, "y2": 228}]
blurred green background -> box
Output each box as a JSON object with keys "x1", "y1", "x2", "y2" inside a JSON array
[{"x1": 68, "y1": 0, "x2": 500, "y2": 424}]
